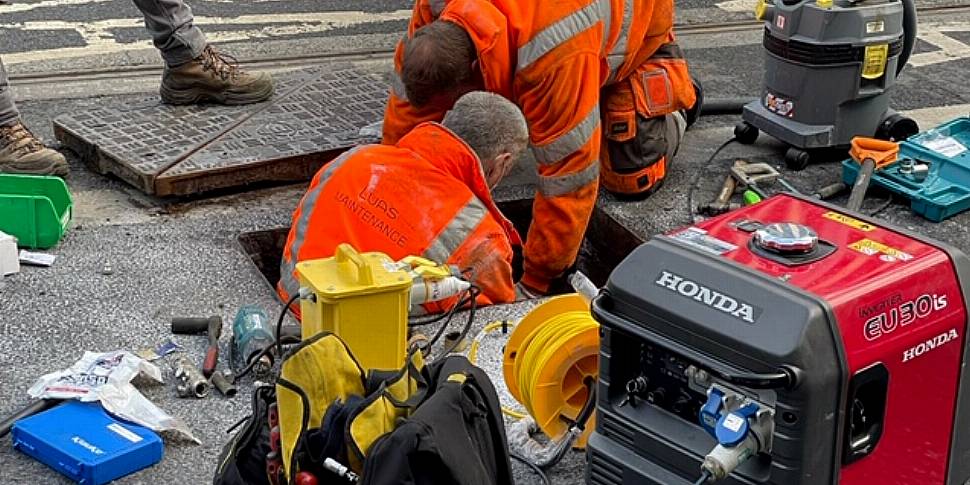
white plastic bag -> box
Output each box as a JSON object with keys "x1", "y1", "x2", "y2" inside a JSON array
[{"x1": 27, "y1": 350, "x2": 200, "y2": 443}]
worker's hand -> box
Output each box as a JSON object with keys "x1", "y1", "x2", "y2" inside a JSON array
[{"x1": 514, "y1": 281, "x2": 544, "y2": 301}]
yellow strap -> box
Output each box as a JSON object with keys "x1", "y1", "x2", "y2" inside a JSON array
[{"x1": 447, "y1": 373, "x2": 468, "y2": 384}]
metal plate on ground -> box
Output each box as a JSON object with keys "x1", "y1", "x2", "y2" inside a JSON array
[{"x1": 53, "y1": 64, "x2": 387, "y2": 196}]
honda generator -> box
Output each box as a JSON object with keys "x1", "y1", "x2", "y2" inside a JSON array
[{"x1": 587, "y1": 194, "x2": 970, "y2": 484}]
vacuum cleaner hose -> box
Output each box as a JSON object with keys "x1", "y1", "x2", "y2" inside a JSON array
[
  {"x1": 700, "y1": 98, "x2": 750, "y2": 116},
  {"x1": 898, "y1": 0, "x2": 917, "y2": 73}
]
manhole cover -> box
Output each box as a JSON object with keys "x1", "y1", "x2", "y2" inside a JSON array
[{"x1": 54, "y1": 64, "x2": 388, "y2": 196}]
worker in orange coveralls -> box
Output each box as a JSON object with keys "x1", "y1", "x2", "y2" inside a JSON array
[
  {"x1": 279, "y1": 92, "x2": 530, "y2": 313},
  {"x1": 383, "y1": 0, "x2": 700, "y2": 296}
]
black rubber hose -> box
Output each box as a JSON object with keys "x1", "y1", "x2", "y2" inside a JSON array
[
  {"x1": 573, "y1": 383, "x2": 597, "y2": 431},
  {"x1": 694, "y1": 470, "x2": 714, "y2": 485},
  {"x1": 700, "y1": 98, "x2": 751, "y2": 116},
  {"x1": 511, "y1": 452, "x2": 551, "y2": 485},
  {"x1": 898, "y1": 0, "x2": 917, "y2": 74},
  {"x1": 0, "y1": 399, "x2": 61, "y2": 438}
]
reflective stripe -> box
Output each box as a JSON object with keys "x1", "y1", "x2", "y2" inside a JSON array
[
  {"x1": 429, "y1": 0, "x2": 446, "y2": 17},
  {"x1": 531, "y1": 106, "x2": 600, "y2": 166},
  {"x1": 391, "y1": 33, "x2": 409, "y2": 101},
  {"x1": 390, "y1": 71, "x2": 407, "y2": 101},
  {"x1": 279, "y1": 147, "x2": 362, "y2": 297},
  {"x1": 537, "y1": 162, "x2": 600, "y2": 198},
  {"x1": 423, "y1": 195, "x2": 488, "y2": 263},
  {"x1": 668, "y1": 111, "x2": 686, "y2": 158},
  {"x1": 606, "y1": 0, "x2": 633, "y2": 82},
  {"x1": 517, "y1": 0, "x2": 611, "y2": 72},
  {"x1": 606, "y1": 56, "x2": 624, "y2": 83},
  {"x1": 601, "y1": 0, "x2": 612, "y2": 51}
]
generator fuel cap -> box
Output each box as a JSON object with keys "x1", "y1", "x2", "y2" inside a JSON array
[{"x1": 753, "y1": 223, "x2": 818, "y2": 254}]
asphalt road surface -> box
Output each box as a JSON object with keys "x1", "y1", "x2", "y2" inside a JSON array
[
  {"x1": 2, "y1": 1, "x2": 970, "y2": 484},
  {"x1": 3, "y1": 0, "x2": 964, "y2": 70}
]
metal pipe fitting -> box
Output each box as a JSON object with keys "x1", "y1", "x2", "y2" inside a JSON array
[
  {"x1": 211, "y1": 370, "x2": 238, "y2": 398},
  {"x1": 172, "y1": 354, "x2": 211, "y2": 398}
]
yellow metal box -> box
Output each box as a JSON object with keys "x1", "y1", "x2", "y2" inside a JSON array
[{"x1": 296, "y1": 244, "x2": 411, "y2": 371}]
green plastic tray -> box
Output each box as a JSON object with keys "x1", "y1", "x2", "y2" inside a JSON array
[{"x1": 0, "y1": 174, "x2": 72, "y2": 249}]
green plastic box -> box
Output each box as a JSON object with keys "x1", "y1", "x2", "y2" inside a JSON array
[{"x1": 0, "y1": 174, "x2": 72, "y2": 249}]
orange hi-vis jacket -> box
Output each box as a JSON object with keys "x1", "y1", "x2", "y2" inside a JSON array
[
  {"x1": 383, "y1": 0, "x2": 693, "y2": 292},
  {"x1": 278, "y1": 122, "x2": 522, "y2": 313}
]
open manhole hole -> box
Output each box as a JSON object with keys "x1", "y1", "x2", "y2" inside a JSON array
[{"x1": 238, "y1": 199, "x2": 644, "y2": 300}]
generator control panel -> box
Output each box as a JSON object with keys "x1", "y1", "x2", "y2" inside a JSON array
[
  {"x1": 625, "y1": 342, "x2": 707, "y2": 422},
  {"x1": 619, "y1": 341, "x2": 778, "y2": 481},
  {"x1": 624, "y1": 342, "x2": 776, "y2": 425}
]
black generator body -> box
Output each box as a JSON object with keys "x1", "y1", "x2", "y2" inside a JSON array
[{"x1": 586, "y1": 239, "x2": 842, "y2": 485}]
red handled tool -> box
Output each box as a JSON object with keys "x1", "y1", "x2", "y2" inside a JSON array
[
  {"x1": 267, "y1": 403, "x2": 283, "y2": 485},
  {"x1": 171, "y1": 316, "x2": 223, "y2": 378},
  {"x1": 295, "y1": 472, "x2": 319, "y2": 485}
]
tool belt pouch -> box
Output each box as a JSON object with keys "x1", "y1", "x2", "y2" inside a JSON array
[
  {"x1": 600, "y1": 52, "x2": 694, "y2": 196},
  {"x1": 275, "y1": 332, "x2": 426, "y2": 483},
  {"x1": 213, "y1": 385, "x2": 277, "y2": 485},
  {"x1": 600, "y1": 78, "x2": 669, "y2": 196},
  {"x1": 631, "y1": 52, "x2": 694, "y2": 119}
]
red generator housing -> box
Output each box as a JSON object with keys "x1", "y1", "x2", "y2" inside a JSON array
[{"x1": 588, "y1": 194, "x2": 970, "y2": 485}]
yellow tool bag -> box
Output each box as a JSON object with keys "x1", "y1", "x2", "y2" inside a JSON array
[{"x1": 274, "y1": 331, "x2": 426, "y2": 482}]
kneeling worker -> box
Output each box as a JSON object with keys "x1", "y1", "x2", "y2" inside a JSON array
[
  {"x1": 383, "y1": 0, "x2": 698, "y2": 296},
  {"x1": 278, "y1": 91, "x2": 529, "y2": 312}
]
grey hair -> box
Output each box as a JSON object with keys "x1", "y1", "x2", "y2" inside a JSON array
[{"x1": 441, "y1": 91, "x2": 529, "y2": 162}]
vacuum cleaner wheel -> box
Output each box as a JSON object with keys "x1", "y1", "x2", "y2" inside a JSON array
[
  {"x1": 784, "y1": 147, "x2": 812, "y2": 171},
  {"x1": 734, "y1": 122, "x2": 760, "y2": 145}
]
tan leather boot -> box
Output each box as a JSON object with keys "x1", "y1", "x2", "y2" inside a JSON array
[
  {"x1": 160, "y1": 45, "x2": 274, "y2": 105},
  {"x1": 0, "y1": 122, "x2": 68, "y2": 177}
]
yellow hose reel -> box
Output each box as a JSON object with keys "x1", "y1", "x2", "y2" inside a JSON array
[{"x1": 502, "y1": 294, "x2": 599, "y2": 448}]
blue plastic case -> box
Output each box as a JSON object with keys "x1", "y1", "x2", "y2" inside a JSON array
[
  {"x1": 843, "y1": 117, "x2": 970, "y2": 222},
  {"x1": 11, "y1": 401, "x2": 163, "y2": 484}
]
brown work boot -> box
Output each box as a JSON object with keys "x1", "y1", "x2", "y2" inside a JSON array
[
  {"x1": 0, "y1": 122, "x2": 69, "y2": 177},
  {"x1": 160, "y1": 45, "x2": 274, "y2": 105}
]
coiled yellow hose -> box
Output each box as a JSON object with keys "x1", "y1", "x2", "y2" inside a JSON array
[{"x1": 502, "y1": 294, "x2": 599, "y2": 447}]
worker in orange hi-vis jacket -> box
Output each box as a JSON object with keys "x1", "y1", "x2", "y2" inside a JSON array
[
  {"x1": 382, "y1": 0, "x2": 699, "y2": 296},
  {"x1": 279, "y1": 92, "x2": 530, "y2": 315}
]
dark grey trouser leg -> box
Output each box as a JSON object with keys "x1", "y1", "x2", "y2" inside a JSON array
[
  {"x1": 131, "y1": 0, "x2": 207, "y2": 67},
  {"x1": 0, "y1": 58, "x2": 19, "y2": 127}
]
